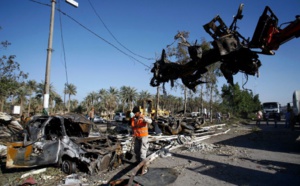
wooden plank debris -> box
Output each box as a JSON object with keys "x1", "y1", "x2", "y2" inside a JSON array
[{"x1": 127, "y1": 127, "x2": 230, "y2": 186}]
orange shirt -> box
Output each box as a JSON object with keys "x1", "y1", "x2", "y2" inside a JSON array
[{"x1": 131, "y1": 115, "x2": 148, "y2": 137}]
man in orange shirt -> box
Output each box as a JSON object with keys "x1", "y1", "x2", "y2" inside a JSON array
[{"x1": 131, "y1": 106, "x2": 152, "y2": 171}]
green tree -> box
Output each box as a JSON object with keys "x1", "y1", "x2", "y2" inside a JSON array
[
  {"x1": 97, "y1": 88, "x2": 108, "y2": 113},
  {"x1": 69, "y1": 99, "x2": 78, "y2": 112},
  {"x1": 119, "y1": 86, "x2": 137, "y2": 112},
  {"x1": 53, "y1": 96, "x2": 64, "y2": 113},
  {"x1": 106, "y1": 87, "x2": 119, "y2": 119},
  {"x1": 137, "y1": 90, "x2": 152, "y2": 112},
  {"x1": 221, "y1": 83, "x2": 261, "y2": 118},
  {"x1": 15, "y1": 83, "x2": 29, "y2": 114},
  {"x1": 85, "y1": 91, "x2": 98, "y2": 107},
  {"x1": 36, "y1": 81, "x2": 59, "y2": 114},
  {"x1": 167, "y1": 31, "x2": 191, "y2": 114},
  {"x1": 0, "y1": 54, "x2": 28, "y2": 111},
  {"x1": 64, "y1": 83, "x2": 77, "y2": 112},
  {"x1": 26, "y1": 80, "x2": 37, "y2": 115},
  {"x1": 30, "y1": 97, "x2": 41, "y2": 114}
]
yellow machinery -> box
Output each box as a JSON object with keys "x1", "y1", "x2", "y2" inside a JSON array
[{"x1": 139, "y1": 99, "x2": 169, "y2": 117}]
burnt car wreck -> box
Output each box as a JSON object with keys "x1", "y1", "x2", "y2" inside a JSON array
[
  {"x1": 6, "y1": 113, "x2": 122, "y2": 174},
  {"x1": 150, "y1": 4, "x2": 300, "y2": 91}
]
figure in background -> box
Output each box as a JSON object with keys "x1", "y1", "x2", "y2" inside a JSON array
[
  {"x1": 274, "y1": 111, "x2": 279, "y2": 128},
  {"x1": 216, "y1": 112, "x2": 221, "y2": 123},
  {"x1": 89, "y1": 107, "x2": 95, "y2": 122},
  {"x1": 203, "y1": 108, "x2": 207, "y2": 119},
  {"x1": 20, "y1": 112, "x2": 25, "y2": 126},
  {"x1": 256, "y1": 110, "x2": 262, "y2": 125},
  {"x1": 265, "y1": 112, "x2": 269, "y2": 125},
  {"x1": 285, "y1": 110, "x2": 291, "y2": 128},
  {"x1": 24, "y1": 113, "x2": 33, "y2": 126}
]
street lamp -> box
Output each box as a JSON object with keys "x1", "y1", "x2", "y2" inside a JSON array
[
  {"x1": 43, "y1": 0, "x2": 78, "y2": 115},
  {"x1": 66, "y1": 0, "x2": 79, "y2": 7}
]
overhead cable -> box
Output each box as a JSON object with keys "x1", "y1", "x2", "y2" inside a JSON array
[
  {"x1": 57, "y1": 0, "x2": 69, "y2": 86},
  {"x1": 87, "y1": 0, "x2": 154, "y2": 61},
  {"x1": 29, "y1": 0, "x2": 151, "y2": 69}
]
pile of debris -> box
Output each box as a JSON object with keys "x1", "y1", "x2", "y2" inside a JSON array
[
  {"x1": 155, "y1": 115, "x2": 205, "y2": 135},
  {"x1": 110, "y1": 123, "x2": 230, "y2": 185},
  {"x1": 0, "y1": 112, "x2": 23, "y2": 140}
]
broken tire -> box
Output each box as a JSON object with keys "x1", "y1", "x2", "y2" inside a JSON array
[{"x1": 61, "y1": 159, "x2": 77, "y2": 174}]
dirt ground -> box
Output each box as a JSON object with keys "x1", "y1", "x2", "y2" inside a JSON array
[
  {"x1": 107, "y1": 121, "x2": 300, "y2": 186},
  {"x1": 1, "y1": 121, "x2": 300, "y2": 186}
]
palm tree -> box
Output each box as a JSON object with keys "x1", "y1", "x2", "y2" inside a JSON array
[
  {"x1": 84, "y1": 91, "x2": 98, "y2": 114},
  {"x1": 36, "y1": 81, "x2": 58, "y2": 114},
  {"x1": 53, "y1": 96, "x2": 64, "y2": 113},
  {"x1": 97, "y1": 88, "x2": 108, "y2": 113},
  {"x1": 119, "y1": 86, "x2": 138, "y2": 112},
  {"x1": 15, "y1": 84, "x2": 29, "y2": 114},
  {"x1": 64, "y1": 83, "x2": 77, "y2": 112},
  {"x1": 30, "y1": 97, "x2": 41, "y2": 114},
  {"x1": 138, "y1": 90, "x2": 152, "y2": 114},
  {"x1": 106, "y1": 87, "x2": 119, "y2": 119},
  {"x1": 119, "y1": 86, "x2": 129, "y2": 112},
  {"x1": 26, "y1": 80, "x2": 37, "y2": 115},
  {"x1": 69, "y1": 99, "x2": 79, "y2": 112}
]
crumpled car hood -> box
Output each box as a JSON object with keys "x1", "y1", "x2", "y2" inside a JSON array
[
  {"x1": 58, "y1": 113, "x2": 94, "y2": 135},
  {"x1": 59, "y1": 113, "x2": 94, "y2": 125}
]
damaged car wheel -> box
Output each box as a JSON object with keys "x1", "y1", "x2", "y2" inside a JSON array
[{"x1": 61, "y1": 159, "x2": 77, "y2": 174}]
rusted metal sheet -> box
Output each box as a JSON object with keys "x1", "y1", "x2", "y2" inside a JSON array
[
  {"x1": 6, "y1": 142, "x2": 33, "y2": 168},
  {"x1": 6, "y1": 140, "x2": 60, "y2": 168}
]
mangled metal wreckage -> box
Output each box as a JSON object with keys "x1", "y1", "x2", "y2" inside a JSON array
[{"x1": 6, "y1": 113, "x2": 122, "y2": 174}]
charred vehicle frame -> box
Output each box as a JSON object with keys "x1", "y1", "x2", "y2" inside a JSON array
[
  {"x1": 150, "y1": 4, "x2": 300, "y2": 91},
  {"x1": 6, "y1": 113, "x2": 122, "y2": 174}
]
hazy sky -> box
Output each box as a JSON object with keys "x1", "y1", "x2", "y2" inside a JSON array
[{"x1": 1, "y1": 0, "x2": 299, "y2": 106}]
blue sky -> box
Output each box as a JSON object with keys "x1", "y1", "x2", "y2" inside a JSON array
[{"x1": 1, "y1": 0, "x2": 299, "y2": 106}]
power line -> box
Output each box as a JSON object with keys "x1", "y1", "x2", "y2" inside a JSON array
[
  {"x1": 87, "y1": 0, "x2": 154, "y2": 61},
  {"x1": 29, "y1": 0, "x2": 151, "y2": 69},
  {"x1": 57, "y1": 0, "x2": 69, "y2": 86},
  {"x1": 58, "y1": 0, "x2": 69, "y2": 111},
  {"x1": 59, "y1": 9, "x2": 151, "y2": 68}
]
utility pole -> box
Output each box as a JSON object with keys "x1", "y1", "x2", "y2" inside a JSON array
[
  {"x1": 43, "y1": 0, "x2": 55, "y2": 115},
  {"x1": 43, "y1": 0, "x2": 78, "y2": 115}
]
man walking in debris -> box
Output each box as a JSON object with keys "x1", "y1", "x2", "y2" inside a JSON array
[{"x1": 131, "y1": 106, "x2": 152, "y2": 175}]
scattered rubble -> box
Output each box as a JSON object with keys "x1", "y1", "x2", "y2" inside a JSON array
[
  {"x1": 1, "y1": 111, "x2": 233, "y2": 185},
  {"x1": 182, "y1": 142, "x2": 218, "y2": 153},
  {"x1": 21, "y1": 168, "x2": 47, "y2": 179},
  {"x1": 0, "y1": 112, "x2": 23, "y2": 141}
]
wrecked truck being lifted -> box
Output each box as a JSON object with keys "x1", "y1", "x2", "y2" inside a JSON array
[{"x1": 6, "y1": 113, "x2": 122, "y2": 174}]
